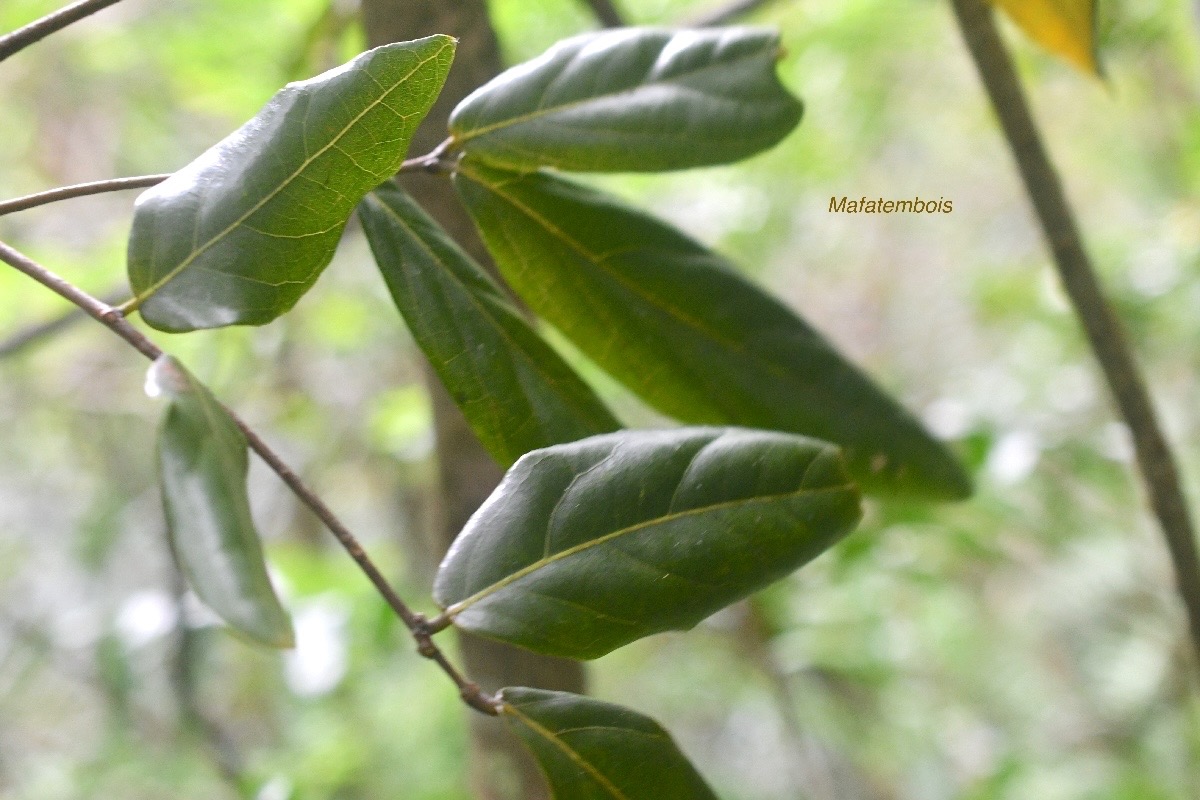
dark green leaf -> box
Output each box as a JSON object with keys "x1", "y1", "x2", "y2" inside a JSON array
[
  {"x1": 127, "y1": 36, "x2": 456, "y2": 332},
  {"x1": 150, "y1": 356, "x2": 293, "y2": 648},
  {"x1": 455, "y1": 163, "x2": 971, "y2": 500},
  {"x1": 358, "y1": 185, "x2": 619, "y2": 466},
  {"x1": 500, "y1": 687, "x2": 719, "y2": 800},
  {"x1": 434, "y1": 427, "x2": 860, "y2": 659},
  {"x1": 448, "y1": 27, "x2": 801, "y2": 172}
]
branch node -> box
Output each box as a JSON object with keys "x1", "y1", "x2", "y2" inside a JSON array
[
  {"x1": 460, "y1": 684, "x2": 502, "y2": 716},
  {"x1": 424, "y1": 611, "x2": 453, "y2": 634}
]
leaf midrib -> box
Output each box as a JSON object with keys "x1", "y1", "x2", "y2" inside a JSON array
[
  {"x1": 444, "y1": 482, "x2": 853, "y2": 617},
  {"x1": 133, "y1": 42, "x2": 451, "y2": 306},
  {"x1": 457, "y1": 165, "x2": 795, "y2": 388},
  {"x1": 367, "y1": 192, "x2": 563, "y2": 391},
  {"x1": 365, "y1": 191, "x2": 616, "y2": 452},
  {"x1": 503, "y1": 704, "x2": 630, "y2": 800}
]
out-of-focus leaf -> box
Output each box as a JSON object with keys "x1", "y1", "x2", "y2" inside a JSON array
[
  {"x1": 500, "y1": 687, "x2": 719, "y2": 800},
  {"x1": 448, "y1": 27, "x2": 802, "y2": 172},
  {"x1": 991, "y1": 0, "x2": 1099, "y2": 74},
  {"x1": 434, "y1": 427, "x2": 860, "y2": 659},
  {"x1": 127, "y1": 37, "x2": 455, "y2": 332},
  {"x1": 149, "y1": 356, "x2": 293, "y2": 648},
  {"x1": 358, "y1": 185, "x2": 619, "y2": 467},
  {"x1": 454, "y1": 163, "x2": 971, "y2": 500}
]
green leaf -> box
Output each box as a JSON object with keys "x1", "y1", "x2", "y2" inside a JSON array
[
  {"x1": 454, "y1": 163, "x2": 972, "y2": 500},
  {"x1": 127, "y1": 36, "x2": 456, "y2": 332},
  {"x1": 500, "y1": 688, "x2": 719, "y2": 800},
  {"x1": 150, "y1": 356, "x2": 293, "y2": 648},
  {"x1": 448, "y1": 27, "x2": 802, "y2": 172},
  {"x1": 358, "y1": 185, "x2": 620, "y2": 466},
  {"x1": 434, "y1": 427, "x2": 860, "y2": 659}
]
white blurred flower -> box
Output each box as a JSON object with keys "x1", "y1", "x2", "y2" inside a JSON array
[
  {"x1": 284, "y1": 595, "x2": 349, "y2": 697},
  {"x1": 115, "y1": 589, "x2": 178, "y2": 648},
  {"x1": 987, "y1": 430, "x2": 1040, "y2": 485}
]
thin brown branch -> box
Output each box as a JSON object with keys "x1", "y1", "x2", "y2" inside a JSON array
[
  {"x1": 0, "y1": 175, "x2": 171, "y2": 217},
  {"x1": 577, "y1": 0, "x2": 626, "y2": 27},
  {"x1": 688, "y1": 0, "x2": 789, "y2": 27},
  {"x1": 0, "y1": 153, "x2": 443, "y2": 219},
  {"x1": 0, "y1": 151, "x2": 447, "y2": 225},
  {"x1": 950, "y1": 0, "x2": 1200, "y2": 668},
  {"x1": 0, "y1": 287, "x2": 126, "y2": 358},
  {"x1": 0, "y1": 0, "x2": 128, "y2": 62},
  {"x1": 0, "y1": 238, "x2": 500, "y2": 715}
]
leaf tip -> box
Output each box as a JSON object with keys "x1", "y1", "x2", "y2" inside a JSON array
[{"x1": 145, "y1": 355, "x2": 190, "y2": 399}]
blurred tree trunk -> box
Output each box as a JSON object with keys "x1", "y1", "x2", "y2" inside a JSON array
[{"x1": 359, "y1": 3, "x2": 586, "y2": 799}]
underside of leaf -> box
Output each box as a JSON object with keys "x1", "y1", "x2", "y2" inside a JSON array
[
  {"x1": 454, "y1": 162, "x2": 972, "y2": 500},
  {"x1": 151, "y1": 356, "x2": 293, "y2": 648}
]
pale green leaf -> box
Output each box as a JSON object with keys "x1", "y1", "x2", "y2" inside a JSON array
[{"x1": 150, "y1": 356, "x2": 293, "y2": 648}]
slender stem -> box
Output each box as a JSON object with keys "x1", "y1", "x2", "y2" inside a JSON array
[
  {"x1": 397, "y1": 139, "x2": 457, "y2": 174},
  {"x1": 0, "y1": 0, "x2": 128, "y2": 62},
  {"x1": 577, "y1": 0, "x2": 626, "y2": 27},
  {"x1": 0, "y1": 145, "x2": 445, "y2": 219},
  {"x1": 0, "y1": 175, "x2": 171, "y2": 217},
  {"x1": 0, "y1": 238, "x2": 500, "y2": 715},
  {"x1": 688, "y1": 0, "x2": 789, "y2": 27},
  {"x1": 0, "y1": 286, "x2": 126, "y2": 358},
  {"x1": 950, "y1": 0, "x2": 1200, "y2": 668},
  {"x1": 0, "y1": 139, "x2": 449, "y2": 220}
]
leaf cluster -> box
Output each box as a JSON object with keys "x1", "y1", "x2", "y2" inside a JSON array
[{"x1": 122, "y1": 27, "x2": 974, "y2": 796}]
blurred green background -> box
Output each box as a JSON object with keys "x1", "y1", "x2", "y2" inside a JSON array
[{"x1": 1, "y1": 0, "x2": 1199, "y2": 797}]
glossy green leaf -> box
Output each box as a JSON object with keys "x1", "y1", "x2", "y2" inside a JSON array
[
  {"x1": 455, "y1": 163, "x2": 972, "y2": 500},
  {"x1": 448, "y1": 27, "x2": 802, "y2": 172},
  {"x1": 434, "y1": 427, "x2": 860, "y2": 659},
  {"x1": 358, "y1": 185, "x2": 620, "y2": 466},
  {"x1": 500, "y1": 688, "x2": 718, "y2": 800},
  {"x1": 127, "y1": 36, "x2": 455, "y2": 332},
  {"x1": 150, "y1": 356, "x2": 293, "y2": 648}
]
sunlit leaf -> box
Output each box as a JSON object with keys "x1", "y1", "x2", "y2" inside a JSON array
[
  {"x1": 127, "y1": 36, "x2": 456, "y2": 332},
  {"x1": 991, "y1": 0, "x2": 1099, "y2": 74},
  {"x1": 455, "y1": 162, "x2": 972, "y2": 500},
  {"x1": 434, "y1": 427, "x2": 861, "y2": 659},
  {"x1": 500, "y1": 688, "x2": 719, "y2": 800},
  {"x1": 149, "y1": 356, "x2": 293, "y2": 648},
  {"x1": 449, "y1": 27, "x2": 802, "y2": 172},
  {"x1": 358, "y1": 184, "x2": 620, "y2": 466}
]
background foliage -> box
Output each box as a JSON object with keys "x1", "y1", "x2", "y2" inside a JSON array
[{"x1": 1, "y1": 0, "x2": 1199, "y2": 798}]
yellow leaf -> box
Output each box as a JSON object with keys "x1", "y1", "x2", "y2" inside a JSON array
[{"x1": 990, "y1": 0, "x2": 1100, "y2": 75}]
